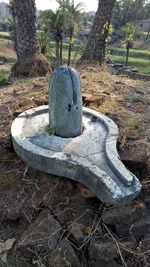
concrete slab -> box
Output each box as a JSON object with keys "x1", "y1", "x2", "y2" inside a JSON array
[{"x1": 11, "y1": 106, "x2": 141, "y2": 205}]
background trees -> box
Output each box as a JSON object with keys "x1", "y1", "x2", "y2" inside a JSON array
[
  {"x1": 80, "y1": 0, "x2": 116, "y2": 64},
  {"x1": 38, "y1": 0, "x2": 83, "y2": 66},
  {"x1": 7, "y1": 0, "x2": 150, "y2": 74},
  {"x1": 10, "y1": 0, "x2": 51, "y2": 77},
  {"x1": 112, "y1": 0, "x2": 150, "y2": 29}
]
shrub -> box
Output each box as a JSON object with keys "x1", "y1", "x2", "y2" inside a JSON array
[{"x1": 0, "y1": 73, "x2": 7, "y2": 86}]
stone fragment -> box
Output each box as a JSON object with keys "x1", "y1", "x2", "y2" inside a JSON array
[
  {"x1": 88, "y1": 260, "x2": 123, "y2": 267},
  {"x1": 49, "y1": 238, "x2": 81, "y2": 267},
  {"x1": 49, "y1": 66, "x2": 82, "y2": 137},
  {"x1": 69, "y1": 222, "x2": 85, "y2": 243},
  {"x1": 102, "y1": 201, "x2": 145, "y2": 225},
  {"x1": 120, "y1": 148, "x2": 148, "y2": 177},
  {"x1": 88, "y1": 237, "x2": 136, "y2": 263},
  {"x1": 17, "y1": 210, "x2": 61, "y2": 253},
  {"x1": 130, "y1": 215, "x2": 150, "y2": 239}
]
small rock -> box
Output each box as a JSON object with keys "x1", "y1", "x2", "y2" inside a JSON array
[
  {"x1": 89, "y1": 260, "x2": 123, "y2": 267},
  {"x1": 78, "y1": 185, "x2": 95, "y2": 199},
  {"x1": 120, "y1": 148, "x2": 148, "y2": 177},
  {"x1": 49, "y1": 238, "x2": 81, "y2": 267},
  {"x1": 130, "y1": 214, "x2": 150, "y2": 239},
  {"x1": 102, "y1": 201, "x2": 145, "y2": 225},
  {"x1": 17, "y1": 210, "x2": 61, "y2": 253},
  {"x1": 88, "y1": 237, "x2": 136, "y2": 263},
  {"x1": 69, "y1": 222, "x2": 85, "y2": 243}
]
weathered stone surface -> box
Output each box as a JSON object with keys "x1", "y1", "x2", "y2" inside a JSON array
[
  {"x1": 88, "y1": 237, "x2": 136, "y2": 264},
  {"x1": 130, "y1": 214, "x2": 150, "y2": 239},
  {"x1": 69, "y1": 222, "x2": 85, "y2": 243},
  {"x1": 88, "y1": 260, "x2": 123, "y2": 267},
  {"x1": 11, "y1": 106, "x2": 142, "y2": 205},
  {"x1": 17, "y1": 210, "x2": 61, "y2": 253},
  {"x1": 102, "y1": 201, "x2": 145, "y2": 225},
  {"x1": 49, "y1": 66, "x2": 82, "y2": 137},
  {"x1": 49, "y1": 238, "x2": 81, "y2": 267}
]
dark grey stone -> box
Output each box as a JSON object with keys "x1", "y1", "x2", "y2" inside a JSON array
[
  {"x1": 17, "y1": 210, "x2": 61, "y2": 253},
  {"x1": 88, "y1": 237, "x2": 136, "y2": 263},
  {"x1": 49, "y1": 239, "x2": 82, "y2": 267},
  {"x1": 49, "y1": 65, "x2": 82, "y2": 137}
]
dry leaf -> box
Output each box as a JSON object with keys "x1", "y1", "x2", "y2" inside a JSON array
[
  {"x1": 83, "y1": 226, "x2": 92, "y2": 235},
  {"x1": 0, "y1": 238, "x2": 16, "y2": 254}
]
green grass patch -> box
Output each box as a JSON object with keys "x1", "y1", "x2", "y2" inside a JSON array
[
  {"x1": 0, "y1": 31, "x2": 10, "y2": 36},
  {"x1": 126, "y1": 94, "x2": 143, "y2": 103},
  {"x1": 0, "y1": 73, "x2": 7, "y2": 86},
  {"x1": 108, "y1": 47, "x2": 150, "y2": 60},
  {"x1": 45, "y1": 124, "x2": 56, "y2": 135},
  {"x1": 110, "y1": 55, "x2": 150, "y2": 75}
]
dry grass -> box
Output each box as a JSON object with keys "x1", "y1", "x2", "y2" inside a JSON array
[
  {"x1": 0, "y1": 38, "x2": 16, "y2": 60},
  {"x1": 80, "y1": 66, "x2": 150, "y2": 159}
]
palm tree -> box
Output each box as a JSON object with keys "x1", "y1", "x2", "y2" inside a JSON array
[
  {"x1": 60, "y1": 0, "x2": 83, "y2": 66},
  {"x1": 80, "y1": 0, "x2": 116, "y2": 64},
  {"x1": 38, "y1": 8, "x2": 68, "y2": 66},
  {"x1": 10, "y1": 0, "x2": 51, "y2": 77}
]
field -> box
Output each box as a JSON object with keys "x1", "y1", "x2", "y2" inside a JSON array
[
  {"x1": 110, "y1": 55, "x2": 150, "y2": 75},
  {"x1": 0, "y1": 35, "x2": 150, "y2": 75},
  {"x1": 0, "y1": 31, "x2": 10, "y2": 36},
  {"x1": 48, "y1": 42, "x2": 150, "y2": 75},
  {"x1": 108, "y1": 47, "x2": 150, "y2": 60}
]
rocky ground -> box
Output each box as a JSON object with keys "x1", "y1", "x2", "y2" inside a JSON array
[{"x1": 0, "y1": 66, "x2": 150, "y2": 266}]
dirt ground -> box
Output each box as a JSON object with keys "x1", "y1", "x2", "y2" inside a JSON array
[{"x1": 0, "y1": 59, "x2": 150, "y2": 266}]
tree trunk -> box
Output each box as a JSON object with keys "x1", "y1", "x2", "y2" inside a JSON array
[
  {"x1": 145, "y1": 26, "x2": 150, "y2": 40},
  {"x1": 79, "y1": 0, "x2": 116, "y2": 64},
  {"x1": 56, "y1": 40, "x2": 60, "y2": 66},
  {"x1": 68, "y1": 40, "x2": 72, "y2": 66},
  {"x1": 11, "y1": 0, "x2": 51, "y2": 77},
  {"x1": 60, "y1": 39, "x2": 63, "y2": 65},
  {"x1": 68, "y1": 26, "x2": 74, "y2": 66},
  {"x1": 125, "y1": 41, "x2": 130, "y2": 67},
  {"x1": 9, "y1": 1, "x2": 17, "y2": 53}
]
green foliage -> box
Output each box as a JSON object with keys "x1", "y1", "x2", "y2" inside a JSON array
[
  {"x1": 37, "y1": 0, "x2": 83, "y2": 65},
  {"x1": 108, "y1": 47, "x2": 150, "y2": 60},
  {"x1": 37, "y1": 31, "x2": 51, "y2": 55},
  {"x1": 110, "y1": 55, "x2": 150, "y2": 75},
  {"x1": 0, "y1": 73, "x2": 7, "y2": 86},
  {"x1": 112, "y1": 0, "x2": 150, "y2": 29},
  {"x1": 126, "y1": 94, "x2": 143, "y2": 102},
  {"x1": 8, "y1": 17, "x2": 16, "y2": 42},
  {"x1": 45, "y1": 124, "x2": 56, "y2": 135}
]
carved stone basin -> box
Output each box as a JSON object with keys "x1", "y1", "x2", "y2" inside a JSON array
[{"x1": 11, "y1": 105, "x2": 141, "y2": 205}]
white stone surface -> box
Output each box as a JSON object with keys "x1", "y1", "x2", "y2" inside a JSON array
[{"x1": 11, "y1": 106, "x2": 142, "y2": 205}]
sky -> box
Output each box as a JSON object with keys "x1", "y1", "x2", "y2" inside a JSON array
[{"x1": 1, "y1": 0, "x2": 98, "y2": 11}]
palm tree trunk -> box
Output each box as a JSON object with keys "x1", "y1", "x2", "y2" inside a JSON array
[
  {"x1": 125, "y1": 41, "x2": 130, "y2": 67},
  {"x1": 9, "y1": 1, "x2": 17, "y2": 54},
  {"x1": 11, "y1": 0, "x2": 51, "y2": 77},
  {"x1": 80, "y1": 0, "x2": 116, "y2": 64},
  {"x1": 56, "y1": 40, "x2": 60, "y2": 66},
  {"x1": 68, "y1": 39, "x2": 72, "y2": 66},
  {"x1": 60, "y1": 39, "x2": 63, "y2": 65}
]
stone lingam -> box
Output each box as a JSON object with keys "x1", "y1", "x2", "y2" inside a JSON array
[{"x1": 11, "y1": 66, "x2": 142, "y2": 205}]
